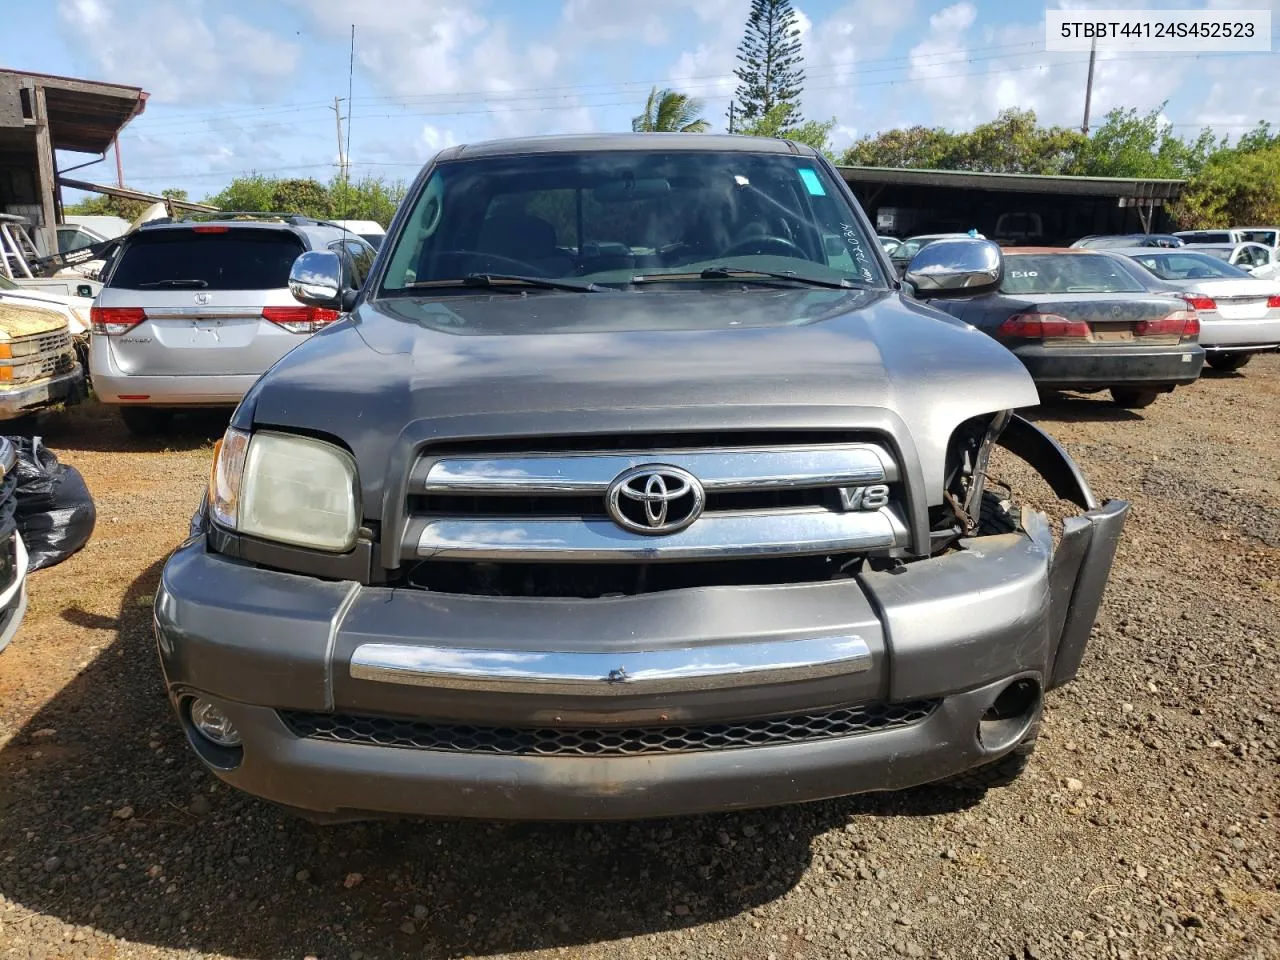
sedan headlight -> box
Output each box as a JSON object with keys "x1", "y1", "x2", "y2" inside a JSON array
[{"x1": 210, "y1": 428, "x2": 359, "y2": 552}]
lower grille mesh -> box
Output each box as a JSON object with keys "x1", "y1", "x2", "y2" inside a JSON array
[{"x1": 278, "y1": 701, "x2": 939, "y2": 757}]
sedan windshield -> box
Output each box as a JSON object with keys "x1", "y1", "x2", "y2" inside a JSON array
[
  {"x1": 1000, "y1": 254, "x2": 1145, "y2": 294},
  {"x1": 1126, "y1": 252, "x2": 1252, "y2": 281},
  {"x1": 379, "y1": 150, "x2": 883, "y2": 293}
]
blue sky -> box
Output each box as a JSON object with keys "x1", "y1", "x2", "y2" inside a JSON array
[{"x1": 2, "y1": 0, "x2": 1278, "y2": 202}]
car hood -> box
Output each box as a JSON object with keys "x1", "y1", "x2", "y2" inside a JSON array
[{"x1": 243, "y1": 287, "x2": 1037, "y2": 511}]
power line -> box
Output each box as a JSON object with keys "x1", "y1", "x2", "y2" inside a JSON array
[
  {"x1": 133, "y1": 45, "x2": 1279, "y2": 134},
  {"x1": 132, "y1": 40, "x2": 1053, "y2": 129}
]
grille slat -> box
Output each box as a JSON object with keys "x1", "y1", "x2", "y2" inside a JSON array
[{"x1": 279, "y1": 701, "x2": 938, "y2": 757}]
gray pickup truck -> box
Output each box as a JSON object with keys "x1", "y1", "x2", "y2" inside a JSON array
[{"x1": 155, "y1": 134, "x2": 1129, "y2": 821}]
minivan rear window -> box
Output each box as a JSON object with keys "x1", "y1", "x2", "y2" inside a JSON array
[{"x1": 108, "y1": 229, "x2": 304, "y2": 291}]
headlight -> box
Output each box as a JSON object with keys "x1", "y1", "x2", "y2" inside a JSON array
[{"x1": 209, "y1": 428, "x2": 359, "y2": 552}]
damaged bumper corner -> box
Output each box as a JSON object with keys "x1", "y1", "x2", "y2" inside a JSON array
[{"x1": 997, "y1": 414, "x2": 1130, "y2": 689}]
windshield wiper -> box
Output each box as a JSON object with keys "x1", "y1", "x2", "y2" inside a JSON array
[
  {"x1": 136, "y1": 279, "x2": 209, "y2": 289},
  {"x1": 632, "y1": 267, "x2": 862, "y2": 290},
  {"x1": 408, "y1": 273, "x2": 603, "y2": 293}
]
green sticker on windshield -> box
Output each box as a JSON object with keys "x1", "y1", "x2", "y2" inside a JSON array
[{"x1": 798, "y1": 168, "x2": 826, "y2": 196}]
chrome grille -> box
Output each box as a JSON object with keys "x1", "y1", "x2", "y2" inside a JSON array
[
  {"x1": 402, "y1": 438, "x2": 907, "y2": 563},
  {"x1": 279, "y1": 701, "x2": 939, "y2": 757}
]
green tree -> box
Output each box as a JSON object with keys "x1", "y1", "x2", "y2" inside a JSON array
[
  {"x1": 1174, "y1": 145, "x2": 1280, "y2": 228},
  {"x1": 841, "y1": 125, "x2": 959, "y2": 168},
  {"x1": 328, "y1": 173, "x2": 408, "y2": 225},
  {"x1": 269, "y1": 178, "x2": 330, "y2": 217},
  {"x1": 840, "y1": 110, "x2": 1083, "y2": 174},
  {"x1": 732, "y1": 0, "x2": 805, "y2": 128},
  {"x1": 954, "y1": 110, "x2": 1085, "y2": 174},
  {"x1": 202, "y1": 173, "x2": 406, "y2": 226},
  {"x1": 739, "y1": 103, "x2": 835, "y2": 155},
  {"x1": 631, "y1": 87, "x2": 710, "y2": 133},
  {"x1": 1234, "y1": 121, "x2": 1280, "y2": 153},
  {"x1": 1074, "y1": 105, "x2": 1220, "y2": 179},
  {"x1": 203, "y1": 173, "x2": 276, "y2": 213}
]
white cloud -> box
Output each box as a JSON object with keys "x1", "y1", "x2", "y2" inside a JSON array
[
  {"x1": 559, "y1": 0, "x2": 671, "y2": 44},
  {"x1": 57, "y1": 0, "x2": 300, "y2": 104}
]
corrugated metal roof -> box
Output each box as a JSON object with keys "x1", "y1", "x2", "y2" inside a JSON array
[{"x1": 837, "y1": 165, "x2": 1185, "y2": 200}]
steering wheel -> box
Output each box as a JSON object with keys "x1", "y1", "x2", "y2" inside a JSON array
[
  {"x1": 434, "y1": 250, "x2": 546, "y2": 275},
  {"x1": 718, "y1": 236, "x2": 813, "y2": 261}
]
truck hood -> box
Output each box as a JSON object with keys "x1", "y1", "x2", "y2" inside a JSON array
[{"x1": 243, "y1": 287, "x2": 1037, "y2": 511}]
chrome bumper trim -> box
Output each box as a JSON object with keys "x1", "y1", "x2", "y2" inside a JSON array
[
  {"x1": 409, "y1": 506, "x2": 908, "y2": 561},
  {"x1": 349, "y1": 633, "x2": 873, "y2": 695},
  {"x1": 413, "y1": 443, "x2": 899, "y2": 495}
]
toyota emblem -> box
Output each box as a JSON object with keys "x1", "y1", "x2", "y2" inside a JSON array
[{"x1": 605, "y1": 465, "x2": 705, "y2": 535}]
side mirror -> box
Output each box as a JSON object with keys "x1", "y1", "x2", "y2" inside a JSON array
[
  {"x1": 903, "y1": 239, "x2": 1002, "y2": 297},
  {"x1": 289, "y1": 250, "x2": 343, "y2": 307}
]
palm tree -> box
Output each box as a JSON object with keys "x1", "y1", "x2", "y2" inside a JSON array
[{"x1": 631, "y1": 88, "x2": 711, "y2": 133}]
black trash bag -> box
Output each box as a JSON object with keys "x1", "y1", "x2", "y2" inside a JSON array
[{"x1": 7, "y1": 437, "x2": 96, "y2": 571}]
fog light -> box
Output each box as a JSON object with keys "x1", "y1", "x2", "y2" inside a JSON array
[{"x1": 189, "y1": 698, "x2": 241, "y2": 747}]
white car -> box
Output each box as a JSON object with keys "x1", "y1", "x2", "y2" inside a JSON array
[
  {"x1": 1112, "y1": 247, "x2": 1280, "y2": 371},
  {"x1": 1179, "y1": 242, "x2": 1280, "y2": 280},
  {"x1": 325, "y1": 219, "x2": 386, "y2": 250}
]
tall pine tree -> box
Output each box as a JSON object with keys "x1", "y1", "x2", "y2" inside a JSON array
[{"x1": 731, "y1": 0, "x2": 805, "y2": 130}]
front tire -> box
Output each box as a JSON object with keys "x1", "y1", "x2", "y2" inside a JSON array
[
  {"x1": 1110, "y1": 387, "x2": 1159, "y2": 409},
  {"x1": 119, "y1": 406, "x2": 173, "y2": 437},
  {"x1": 1206, "y1": 352, "x2": 1252, "y2": 372}
]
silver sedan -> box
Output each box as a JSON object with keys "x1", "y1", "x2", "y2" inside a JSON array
[{"x1": 1111, "y1": 247, "x2": 1280, "y2": 371}]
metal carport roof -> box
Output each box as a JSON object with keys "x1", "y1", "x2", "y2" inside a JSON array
[{"x1": 836, "y1": 166, "x2": 1185, "y2": 201}]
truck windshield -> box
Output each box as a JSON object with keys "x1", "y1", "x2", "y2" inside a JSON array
[{"x1": 379, "y1": 150, "x2": 883, "y2": 292}]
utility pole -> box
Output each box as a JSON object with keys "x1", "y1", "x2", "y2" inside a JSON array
[
  {"x1": 114, "y1": 136, "x2": 124, "y2": 187},
  {"x1": 332, "y1": 97, "x2": 347, "y2": 179},
  {"x1": 1081, "y1": 37, "x2": 1097, "y2": 134},
  {"x1": 728, "y1": 101, "x2": 736, "y2": 134}
]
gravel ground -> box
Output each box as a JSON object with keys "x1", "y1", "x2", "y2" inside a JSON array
[{"x1": 0, "y1": 360, "x2": 1277, "y2": 960}]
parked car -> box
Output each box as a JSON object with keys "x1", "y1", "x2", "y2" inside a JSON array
[
  {"x1": 56, "y1": 222, "x2": 116, "y2": 256},
  {"x1": 1110, "y1": 246, "x2": 1280, "y2": 371},
  {"x1": 878, "y1": 235, "x2": 900, "y2": 256},
  {"x1": 1175, "y1": 229, "x2": 1244, "y2": 245},
  {"x1": 0, "y1": 275, "x2": 92, "y2": 378},
  {"x1": 890, "y1": 232, "x2": 983, "y2": 276},
  {"x1": 0, "y1": 214, "x2": 100, "y2": 299},
  {"x1": 924, "y1": 247, "x2": 1204, "y2": 408},
  {"x1": 90, "y1": 214, "x2": 377, "y2": 435},
  {"x1": 1071, "y1": 234, "x2": 1183, "y2": 250},
  {"x1": 154, "y1": 133, "x2": 1129, "y2": 822},
  {"x1": 993, "y1": 211, "x2": 1043, "y2": 244},
  {"x1": 64, "y1": 214, "x2": 131, "y2": 242},
  {"x1": 0, "y1": 436, "x2": 28, "y2": 654},
  {"x1": 1237, "y1": 226, "x2": 1280, "y2": 253},
  {"x1": 326, "y1": 219, "x2": 386, "y2": 250},
  {"x1": 0, "y1": 297, "x2": 83, "y2": 420},
  {"x1": 1180, "y1": 242, "x2": 1280, "y2": 280}
]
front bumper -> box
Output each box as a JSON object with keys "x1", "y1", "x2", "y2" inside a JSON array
[
  {"x1": 1010, "y1": 343, "x2": 1204, "y2": 390},
  {"x1": 155, "y1": 419, "x2": 1129, "y2": 820},
  {"x1": 0, "y1": 366, "x2": 83, "y2": 418}
]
